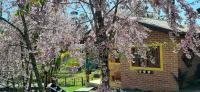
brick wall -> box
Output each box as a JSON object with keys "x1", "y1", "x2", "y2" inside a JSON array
[{"x1": 119, "y1": 30, "x2": 179, "y2": 91}]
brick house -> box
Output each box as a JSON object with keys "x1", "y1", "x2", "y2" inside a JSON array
[{"x1": 109, "y1": 18, "x2": 200, "y2": 91}]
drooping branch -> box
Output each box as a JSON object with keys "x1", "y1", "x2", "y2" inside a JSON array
[{"x1": 0, "y1": 17, "x2": 24, "y2": 36}]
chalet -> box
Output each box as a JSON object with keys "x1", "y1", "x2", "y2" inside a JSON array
[{"x1": 109, "y1": 17, "x2": 200, "y2": 91}]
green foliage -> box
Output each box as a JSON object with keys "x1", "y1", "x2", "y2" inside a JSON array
[
  {"x1": 55, "y1": 56, "x2": 61, "y2": 65},
  {"x1": 55, "y1": 50, "x2": 80, "y2": 68},
  {"x1": 52, "y1": 50, "x2": 80, "y2": 74},
  {"x1": 24, "y1": 3, "x2": 30, "y2": 13},
  {"x1": 15, "y1": 0, "x2": 45, "y2": 16},
  {"x1": 15, "y1": 10, "x2": 23, "y2": 16},
  {"x1": 64, "y1": 57, "x2": 79, "y2": 66},
  {"x1": 55, "y1": 54, "x2": 62, "y2": 70},
  {"x1": 38, "y1": 0, "x2": 45, "y2": 6},
  {"x1": 14, "y1": 3, "x2": 30, "y2": 16}
]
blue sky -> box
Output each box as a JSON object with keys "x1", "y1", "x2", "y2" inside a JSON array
[
  {"x1": 146, "y1": 0, "x2": 200, "y2": 25},
  {"x1": 1, "y1": 0, "x2": 200, "y2": 24},
  {"x1": 186, "y1": 0, "x2": 199, "y2": 10},
  {"x1": 67, "y1": 0, "x2": 200, "y2": 25},
  {"x1": 184, "y1": 0, "x2": 200, "y2": 24}
]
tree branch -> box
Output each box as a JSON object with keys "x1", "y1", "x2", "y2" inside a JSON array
[
  {"x1": 46, "y1": 1, "x2": 80, "y2": 4},
  {"x1": 46, "y1": 0, "x2": 93, "y2": 6},
  {"x1": 113, "y1": 0, "x2": 119, "y2": 23},
  {"x1": 0, "y1": 17, "x2": 24, "y2": 36},
  {"x1": 79, "y1": 0, "x2": 93, "y2": 7},
  {"x1": 80, "y1": 2, "x2": 93, "y2": 26},
  {"x1": 104, "y1": 0, "x2": 123, "y2": 16},
  {"x1": 77, "y1": 20, "x2": 92, "y2": 25},
  {"x1": 88, "y1": 0, "x2": 97, "y2": 28}
]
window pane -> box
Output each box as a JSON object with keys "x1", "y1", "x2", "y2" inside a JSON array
[{"x1": 131, "y1": 46, "x2": 161, "y2": 68}]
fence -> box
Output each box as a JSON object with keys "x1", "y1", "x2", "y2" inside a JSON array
[{"x1": 58, "y1": 76, "x2": 88, "y2": 87}]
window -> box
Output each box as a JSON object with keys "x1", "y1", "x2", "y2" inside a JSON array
[{"x1": 130, "y1": 44, "x2": 163, "y2": 71}]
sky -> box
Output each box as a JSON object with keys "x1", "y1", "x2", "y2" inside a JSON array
[
  {"x1": 1, "y1": 0, "x2": 200, "y2": 24},
  {"x1": 186, "y1": 0, "x2": 199, "y2": 10},
  {"x1": 184, "y1": 0, "x2": 200, "y2": 24},
  {"x1": 64, "y1": 0, "x2": 200, "y2": 25},
  {"x1": 146, "y1": 0, "x2": 200, "y2": 25}
]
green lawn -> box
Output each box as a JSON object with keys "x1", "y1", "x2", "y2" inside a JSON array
[
  {"x1": 57, "y1": 70, "x2": 100, "y2": 86},
  {"x1": 62, "y1": 86, "x2": 83, "y2": 92},
  {"x1": 57, "y1": 69, "x2": 100, "y2": 92}
]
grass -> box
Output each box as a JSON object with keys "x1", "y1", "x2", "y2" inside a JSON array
[
  {"x1": 57, "y1": 69, "x2": 101, "y2": 92},
  {"x1": 62, "y1": 86, "x2": 83, "y2": 92},
  {"x1": 57, "y1": 69, "x2": 100, "y2": 86}
]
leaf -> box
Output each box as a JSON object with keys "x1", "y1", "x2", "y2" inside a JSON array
[
  {"x1": 24, "y1": 3, "x2": 30, "y2": 13},
  {"x1": 38, "y1": 0, "x2": 45, "y2": 5},
  {"x1": 61, "y1": 51, "x2": 70, "y2": 60},
  {"x1": 20, "y1": 10, "x2": 24, "y2": 16},
  {"x1": 55, "y1": 55, "x2": 61, "y2": 66},
  {"x1": 30, "y1": 0, "x2": 37, "y2": 4},
  {"x1": 15, "y1": 9, "x2": 24, "y2": 16},
  {"x1": 15, "y1": 10, "x2": 20, "y2": 16}
]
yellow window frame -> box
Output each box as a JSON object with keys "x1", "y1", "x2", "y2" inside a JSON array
[{"x1": 130, "y1": 43, "x2": 164, "y2": 71}]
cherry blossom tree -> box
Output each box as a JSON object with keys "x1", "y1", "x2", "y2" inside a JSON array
[
  {"x1": 63, "y1": 0, "x2": 200, "y2": 91},
  {"x1": 0, "y1": 0, "x2": 199, "y2": 92},
  {"x1": 0, "y1": 1, "x2": 84, "y2": 91},
  {"x1": 0, "y1": 23, "x2": 23, "y2": 88}
]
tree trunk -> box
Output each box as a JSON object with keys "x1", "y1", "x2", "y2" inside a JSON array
[
  {"x1": 95, "y1": 9, "x2": 110, "y2": 91},
  {"x1": 85, "y1": 52, "x2": 90, "y2": 83},
  {"x1": 20, "y1": 14, "x2": 43, "y2": 92},
  {"x1": 44, "y1": 71, "x2": 48, "y2": 89},
  {"x1": 99, "y1": 46, "x2": 110, "y2": 90},
  {"x1": 29, "y1": 53, "x2": 43, "y2": 91},
  {"x1": 86, "y1": 72, "x2": 90, "y2": 83},
  {"x1": 28, "y1": 71, "x2": 33, "y2": 92}
]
